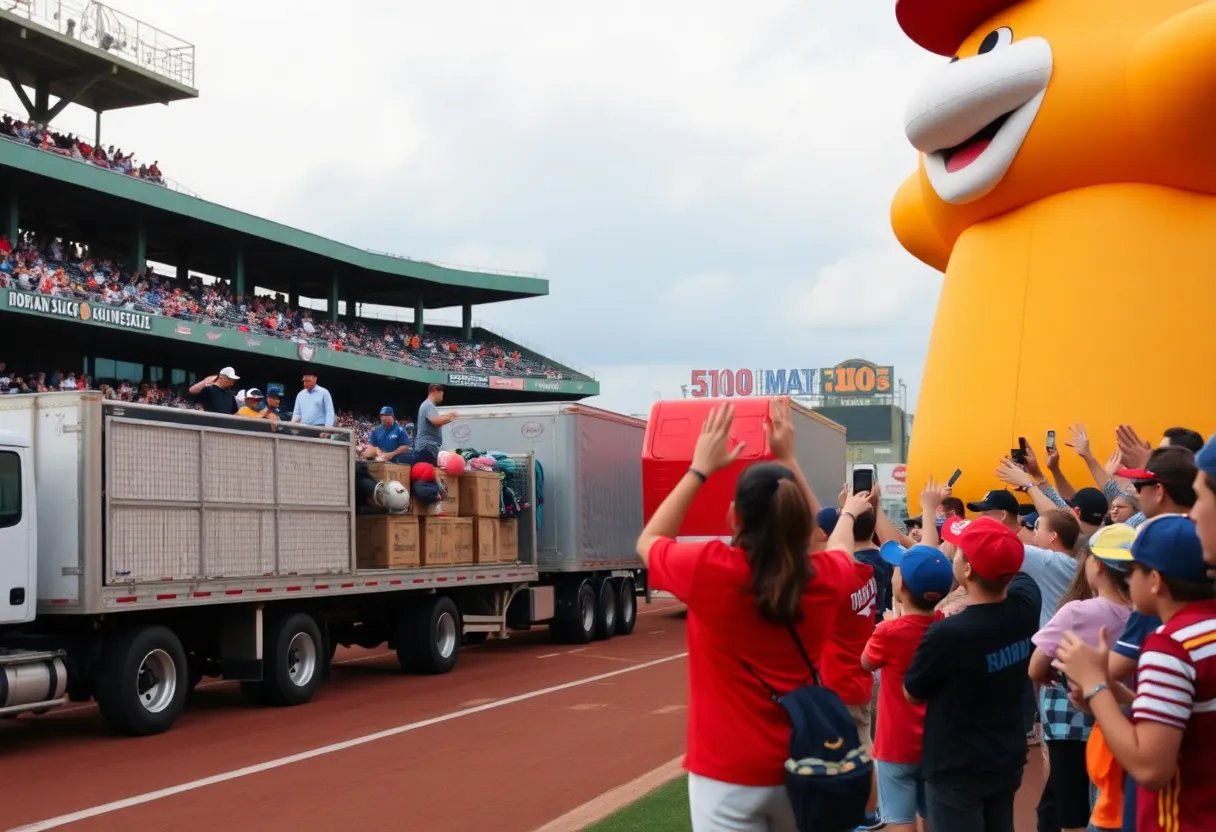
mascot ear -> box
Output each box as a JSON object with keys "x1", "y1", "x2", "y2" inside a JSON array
[{"x1": 891, "y1": 171, "x2": 952, "y2": 273}]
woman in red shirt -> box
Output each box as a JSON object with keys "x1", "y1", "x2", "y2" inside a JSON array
[{"x1": 637, "y1": 399, "x2": 873, "y2": 831}]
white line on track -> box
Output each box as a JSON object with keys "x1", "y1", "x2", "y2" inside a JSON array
[{"x1": 9, "y1": 650, "x2": 690, "y2": 832}]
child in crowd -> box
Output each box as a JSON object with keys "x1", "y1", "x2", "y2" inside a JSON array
[
  {"x1": 904, "y1": 517, "x2": 1042, "y2": 832},
  {"x1": 863, "y1": 543, "x2": 954, "y2": 832},
  {"x1": 1054, "y1": 514, "x2": 1216, "y2": 832},
  {"x1": 1029, "y1": 524, "x2": 1135, "y2": 832}
]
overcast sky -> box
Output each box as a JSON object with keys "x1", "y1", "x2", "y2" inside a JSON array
[{"x1": 1, "y1": 0, "x2": 946, "y2": 417}]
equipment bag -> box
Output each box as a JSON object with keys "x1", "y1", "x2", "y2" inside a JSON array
[{"x1": 743, "y1": 626, "x2": 872, "y2": 832}]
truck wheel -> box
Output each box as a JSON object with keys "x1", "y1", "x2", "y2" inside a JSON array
[
  {"x1": 254, "y1": 612, "x2": 324, "y2": 707},
  {"x1": 594, "y1": 579, "x2": 617, "y2": 641},
  {"x1": 397, "y1": 596, "x2": 461, "y2": 674},
  {"x1": 551, "y1": 581, "x2": 596, "y2": 644},
  {"x1": 95, "y1": 625, "x2": 188, "y2": 737},
  {"x1": 615, "y1": 578, "x2": 638, "y2": 636}
]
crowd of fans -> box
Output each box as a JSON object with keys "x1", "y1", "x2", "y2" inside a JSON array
[
  {"x1": 1, "y1": 114, "x2": 165, "y2": 185},
  {"x1": 639, "y1": 398, "x2": 1216, "y2": 832},
  {"x1": 0, "y1": 233, "x2": 578, "y2": 379}
]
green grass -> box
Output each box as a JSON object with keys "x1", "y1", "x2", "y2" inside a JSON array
[{"x1": 585, "y1": 776, "x2": 691, "y2": 832}]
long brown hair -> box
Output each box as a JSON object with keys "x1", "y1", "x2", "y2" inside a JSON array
[{"x1": 731, "y1": 463, "x2": 814, "y2": 626}]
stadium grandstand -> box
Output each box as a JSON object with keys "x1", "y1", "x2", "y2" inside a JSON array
[{"x1": 0, "y1": 1, "x2": 597, "y2": 446}]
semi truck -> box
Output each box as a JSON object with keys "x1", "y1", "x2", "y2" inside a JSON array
[
  {"x1": 0, "y1": 392, "x2": 642, "y2": 737},
  {"x1": 439, "y1": 401, "x2": 649, "y2": 645}
]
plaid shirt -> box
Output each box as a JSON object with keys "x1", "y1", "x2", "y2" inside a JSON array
[{"x1": 1040, "y1": 682, "x2": 1093, "y2": 742}]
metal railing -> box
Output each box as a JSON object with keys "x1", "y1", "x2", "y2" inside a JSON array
[
  {"x1": 2, "y1": 0, "x2": 196, "y2": 89},
  {"x1": 363, "y1": 249, "x2": 544, "y2": 279}
]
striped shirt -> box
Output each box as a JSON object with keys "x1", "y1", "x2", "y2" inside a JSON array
[{"x1": 1131, "y1": 599, "x2": 1216, "y2": 831}]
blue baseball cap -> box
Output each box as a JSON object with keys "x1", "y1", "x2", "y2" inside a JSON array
[
  {"x1": 817, "y1": 507, "x2": 840, "y2": 536},
  {"x1": 1021, "y1": 511, "x2": 1039, "y2": 530},
  {"x1": 1198, "y1": 433, "x2": 1216, "y2": 479},
  {"x1": 1130, "y1": 514, "x2": 1207, "y2": 582},
  {"x1": 879, "y1": 542, "x2": 954, "y2": 601},
  {"x1": 380, "y1": 406, "x2": 394, "y2": 416}
]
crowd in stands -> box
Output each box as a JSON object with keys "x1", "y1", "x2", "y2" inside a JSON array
[
  {"x1": 641, "y1": 397, "x2": 1216, "y2": 832},
  {"x1": 0, "y1": 233, "x2": 578, "y2": 379},
  {"x1": 1, "y1": 114, "x2": 165, "y2": 185}
]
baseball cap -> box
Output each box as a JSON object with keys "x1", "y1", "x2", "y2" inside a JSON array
[
  {"x1": 904, "y1": 515, "x2": 924, "y2": 529},
  {"x1": 1196, "y1": 433, "x2": 1216, "y2": 479},
  {"x1": 1068, "y1": 487, "x2": 1110, "y2": 526},
  {"x1": 966, "y1": 489, "x2": 1022, "y2": 515},
  {"x1": 1089, "y1": 523, "x2": 1136, "y2": 572},
  {"x1": 879, "y1": 542, "x2": 954, "y2": 601},
  {"x1": 896, "y1": 0, "x2": 1016, "y2": 57},
  {"x1": 941, "y1": 516, "x2": 1024, "y2": 584},
  {"x1": 380, "y1": 406, "x2": 395, "y2": 416},
  {"x1": 1130, "y1": 514, "x2": 1208, "y2": 582},
  {"x1": 266, "y1": 385, "x2": 283, "y2": 397},
  {"x1": 1118, "y1": 446, "x2": 1198, "y2": 486},
  {"x1": 219, "y1": 367, "x2": 239, "y2": 380},
  {"x1": 1020, "y1": 511, "x2": 1038, "y2": 530},
  {"x1": 817, "y1": 507, "x2": 841, "y2": 536},
  {"x1": 245, "y1": 388, "x2": 264, "y2": 400},
  {"x1": 235, "y1": 389, "x2": 246, "y2": 405}
]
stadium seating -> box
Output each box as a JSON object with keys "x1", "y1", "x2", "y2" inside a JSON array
[
  {"x1": 1, "y1": 114, "x2": 165, "y2": 185},
  {"x1": 0, "y1": 236, "x2": 579, "y2": 380}
]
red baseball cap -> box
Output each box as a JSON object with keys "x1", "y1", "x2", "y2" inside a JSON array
[
  {"x1": 895, "y1": 0, "x2": 1018, "y2": 57},
  {"x1": 940, "y1": 516, "x2": 1023, "y2": 583}
]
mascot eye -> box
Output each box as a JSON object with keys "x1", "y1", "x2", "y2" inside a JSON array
[{"x1": 977, "y1": 27, "x2": 1014, "y2": 54}]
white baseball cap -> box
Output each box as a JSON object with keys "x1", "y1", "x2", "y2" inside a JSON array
[
  {"x1": 235, "y1": 389, "x2": 247, "y2": 405},
  {"x1": 219, "y1": 367, "x2": 240, "y2": 380}
]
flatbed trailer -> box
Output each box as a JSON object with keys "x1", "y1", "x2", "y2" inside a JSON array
[{"x1": 0, "y1": 392, "x2": 548, "y2": 736}]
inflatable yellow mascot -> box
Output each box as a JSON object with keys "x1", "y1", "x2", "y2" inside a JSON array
[{"x1": 892, "y1": 0, "x2": 1216, "y2": 505}]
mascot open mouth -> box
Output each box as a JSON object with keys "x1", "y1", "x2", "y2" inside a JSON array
[
  {"x1": 941, "y1": 111, "x2": 1013, "y2": 172},
  {"x1": 905, "y1": 35, "x2": 1053, "y2": 204}
]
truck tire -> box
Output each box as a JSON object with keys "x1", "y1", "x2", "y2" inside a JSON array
[
  {"x1": 615, "y1": 578, "x2": 638, "y2": 636},
  {"x1": 551, "y1": 581, "x2": 596, "y2": 644},
  {"x1": 95, "y1": 625, "x2": 188, "y2": 737},
  {"x1": 397, "y1": 596, "x2": 461, "y2": 675},
  {"x1": 594, "y1": 578, "x2": 617, "y2": 641},
  {"x1": 247, "y1": 612, "x2": 324, "y2": 707}
]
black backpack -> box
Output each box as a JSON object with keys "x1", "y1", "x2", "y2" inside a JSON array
[{"x1": 744, "y1": 626, "x2": 873, "y2": 832}]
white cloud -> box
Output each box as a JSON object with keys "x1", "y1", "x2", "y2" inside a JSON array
[{"x1": 1, "y1": 0, "x2": 947, "y2": 421}]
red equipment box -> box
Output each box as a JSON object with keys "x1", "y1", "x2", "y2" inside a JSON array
[{"x1": 642, "y1": 397, "x2": 847, "y2": 539}]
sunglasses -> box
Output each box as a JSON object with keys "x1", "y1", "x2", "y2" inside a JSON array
[{"x1": 1132, "y1": 480, "x2": 1160, "y2": 492}]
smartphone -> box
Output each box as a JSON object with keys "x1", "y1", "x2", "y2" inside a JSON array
[
  {"x1": 1046, "y1": 430, "x2": 1056, "y2": 452},
  {"x1": 947, "y1": 468, "x2": 962, "y2": 488},
  {"x1": 852, "y1": 466, "x2": 874, "y2": 495},
  {"x1": 1011, "y1": 448, "x2": 1028, "y2": 467}
]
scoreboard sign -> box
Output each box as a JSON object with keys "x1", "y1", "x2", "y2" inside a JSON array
[
  {"x1": 820, "y1": 359, "x2": 893, "y2": 396},
  {"x1": 688, "y1": 359, "x2": 894, "y2": 399},
  {"x1": 688, "y1": 368, "x2": 819, "y2": 398}
]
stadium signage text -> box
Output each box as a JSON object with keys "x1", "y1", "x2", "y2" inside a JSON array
[
  {"x1": 531, "y1": 379, "x2": 562, "y2": 392},
  {"x1": 6, "y1": 289, "x2": 152, "y2": 331},
  {"x1": 689, "y1": 359, "x2": 894, "y2": 398},
  {"x1": 448, "y1": 373, "x2": 490, "y2": 388}
]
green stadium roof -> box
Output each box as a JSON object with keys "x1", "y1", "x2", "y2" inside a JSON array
[{"x1": 0, "y1": 138, "x2": 550, "y2": 308}]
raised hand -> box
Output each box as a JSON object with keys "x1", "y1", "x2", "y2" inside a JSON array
[{"x1": 690, "y1": 404, "x2": 746, "y2": 475}]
